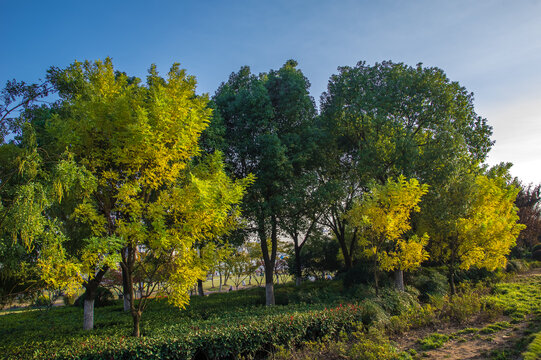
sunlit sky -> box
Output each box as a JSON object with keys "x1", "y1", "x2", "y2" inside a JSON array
[{"x1": 2, "y1": 0, "x2": 540, "y2": 184}]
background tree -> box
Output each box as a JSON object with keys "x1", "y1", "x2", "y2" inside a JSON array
[
  {"x1": 318, "y1": 61, "x2": 493, "y2": 270},
  {"x1": 209, "y1": 60, "x2": 317, "y2": 305},
  {"x1": 514, "y1": 181, "x2": 541, "y2": 251},
  {"x1": 287, "y1": 231, "x2": 341, "y2": 280}
]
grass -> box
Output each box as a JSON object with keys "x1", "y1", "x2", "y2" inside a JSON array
[
  {"x1": 417, "y1": 333, "x2": 450, "y2": 350},
  {"x1": 1, "y1": 269, "x2": 540, "y2": 360}
]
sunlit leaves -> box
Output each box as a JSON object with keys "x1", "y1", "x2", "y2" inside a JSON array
[{"x1": 347, "y1": 176, "x2": 429, "y2": 272}]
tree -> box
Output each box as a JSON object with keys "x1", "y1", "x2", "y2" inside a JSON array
[
  {"x1": 318, "y1": 61, "x2": 493, "y2": 270},
  {"x1": 209, "y1": 60, "x2": 317, "y2": 305},
  {"x1": 514, "y1": 181, "x2": 541, "y2": 251},
  {"x1": 42, "y1": 59, "x2": 251, "y2": 336},
  {"x1": 425, "y1": 173, "x2": 525, "y2": 294},
  {"x1": 346, "y1": 176, "x2": 429, "y2": 292},
  {"x1": 287, "y1": 231, "x2": 341, "y2": 280}
]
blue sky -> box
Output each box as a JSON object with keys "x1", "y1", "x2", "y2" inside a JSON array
[{"x1": 2, "y1": 0, "x2": 540, "y2": 183}]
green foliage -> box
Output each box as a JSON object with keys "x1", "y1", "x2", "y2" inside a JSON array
[
  {"x1": 274, "y1": 327, "x2": 403, "y2": 360},
  {"x1": 409, "y1": 267, "x2": 448, "y2": 302},
  {"x1": 479, "y1": 321, "x2": 511, "y2": 334},
  {"x1": 523, "y1": 330, "x2": 541, "y2": 360},
  {"x1": 417, "y1": 333, "x2": 449, "y2": 350}
]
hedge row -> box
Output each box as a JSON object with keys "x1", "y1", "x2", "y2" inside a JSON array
[{"x1": 3, "y1": 303, "x2": 363, "y2": 360}]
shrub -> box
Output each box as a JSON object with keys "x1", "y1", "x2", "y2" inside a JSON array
[
  {"x1": 359, "y1": 300, "x2": 388, "y2": 327},
  {"x1": 33, "y1": 295, "x2": 53, "y2": 308},
  {"x1": 440, "y1": 290, "x2": 483, "y2": 323},
  {"x1": 532, "y1": 250, "x2": 541, "y2": 261},
  {"x1": 506, "y1": 259, "x2": 528, "y2": 273},
  {"x1": 532, "y1": 243, "x2": 541, "y2": 253},
  {"x1": 375, "y1": 287, "x2": 419, "y2": 316},
  {"x1": 409, "y1": 267, "x2": 448, "y2": 302}
]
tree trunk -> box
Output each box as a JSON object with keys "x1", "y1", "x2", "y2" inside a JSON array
[
  {"x1": 211, "y1": 274, "x2": 215, "y2": 289},
  {"x1": 219, "y1": 271, "x2": 223, "y2": 291},
  {"x1": 122, "y1": 266, "x2": 130, "y2": 312},
  {"x1": 373, "y1": 257, "x2": 379, "y2": 296},
  {"x1": 449, "y1": 267, "x2": 456, "y2": 295},
  {"x1": 394, "y1": 269, "x2": 405, "y2": 291},
  {"x1": 82, "y1": 268, "x2": 107, "y2": 331},
  {"x1": 83, "y1": 298, "x2": 95, "y2": 330},
  {"x1": 259, "y1": 215, "x2": 277, "y2": 306},
  {"x1": 131, "y1": 311, "x2": 141, "y2": 337},
  {"x1": 294, "y1": 242, "x2": 302, "y2": 286},
  {"x1": 197, "y1": 279, "x2": 204, "y2": 296}
]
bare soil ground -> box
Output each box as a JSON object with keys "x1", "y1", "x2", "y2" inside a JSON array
[{"x1": 395, "y1": 269, "x2": 541, "y2": 360}]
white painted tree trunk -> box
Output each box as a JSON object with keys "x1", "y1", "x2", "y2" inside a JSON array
[
  {"x1": 83, "y1": 299, "x2": 95, "y2": 330},
  {"x1": 265, "y1": 283, "x2": 275, "y2": 306},
  {"x1": 123, "y1": 294, "x2": 130, "y2": 312}
]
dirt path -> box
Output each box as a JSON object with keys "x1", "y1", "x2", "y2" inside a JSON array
[{"x1": 395, "y1": 270, "x2": 541, "y2": 360}]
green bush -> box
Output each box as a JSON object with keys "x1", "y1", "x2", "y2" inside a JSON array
[
  {"x1": 375, "y1": 287, "x2": 419, "y2": 316},
  {"x1": 532, "y1": 243, "x2": 541, "y2": 253},
  {"x1": 409, "y1": 267, "x2": 448, "y2": 302},
  {"x1": 33, "y1": 294, "x2": 53, "y2": 308},
  {"x1": 532, "y1": 249, "x2": 541, "y2": 261},
  {"x1": 359, "y1": 300, "x2": 388, "y2": 327},
  {"x1": 506, "y1": 259, "x2": 528, "y2": 273}
]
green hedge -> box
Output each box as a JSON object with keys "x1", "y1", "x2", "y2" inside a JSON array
[{"x1": 3, "y1": 304, "x2": 363, "y2": 360}]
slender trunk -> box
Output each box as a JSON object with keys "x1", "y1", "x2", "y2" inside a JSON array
[
  {"x1": 259, "y1": 215, "x2": 277, "y2": 306},
  {"x1": 132, "y1": 311, "x2": 141, "y2": 337},
  {"x1": 449, "y1": 266, "x2": 456, "y2": 295},
  {"x1": 394, "y1": 269, "x2": 405, "y2": 291},
  {"x1": 336, "y1": 231, "x2": 353, "y2": 270},
  {"x1": 248, "y1": 275, "x2": 252, "y2": 286},
  {"x1": 83, "y1": 298, "x2": 95, "y2": 330},
  {"x1": 211, "y1": 274, "x2": 214, "y2": 289},
  {"x1": 219, "y1": 271, "x2": 223, "y2": 291},
  {"x1": 373, "y1": 256, "x2": 379, "y2": 296},
  {"x1": 197, "y1": 279, "x2": 204, "y2": 296},
  {"x1": 294, "y1": 241, "x2": 302, "y2": 286},
  {"x1": 449, "y1": 239, "x2": 457, "y2": 296},
  {"x1": 122, "y1": 266, "x2": 130, "y2": 312}
]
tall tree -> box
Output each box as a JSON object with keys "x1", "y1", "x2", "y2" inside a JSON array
[
  {"x1": 514, "y1": 181, "x2": 541, "y2": 250},
  {"x1": 209, "y1": 60, "x2": 317, "y2": 305},
  {"x1": 42, "y1": 59, "x2": 251, "y2": 336},
  {"x1": 318, "y1": 61, "x2": 493, "y2": 270}
]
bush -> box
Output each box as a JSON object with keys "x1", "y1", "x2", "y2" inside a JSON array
[
  {"x1": 532, "y1": 243, "x2": 541, "y2": 253},
  {"x1": 532, "y1": 250, "x2": 541, "y2": 261},
  {"x1": 409, "y1": 267, "x2": 448, "y2": 302},
  {"x1": 440, "y1": 290, "x2": 483, "y2": 323},
  {"x1": 342, "y1": 262, "x2": 375, "y2": 288},
  {"x1": 33, "y1": 294, "x2": 53, "y2": 308},
  {"x1": 375, "y1": 287, "x2": 419, "y2": 316},
  {"x1": 74, "y1": 287, "x2": 114, "y2": 308},
  {"x1": 359, "y1": 300, "x2": 388, "y2": 327},
  {"x1": 506, "y1": 259, "x2": 528, "y2": 273}
]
